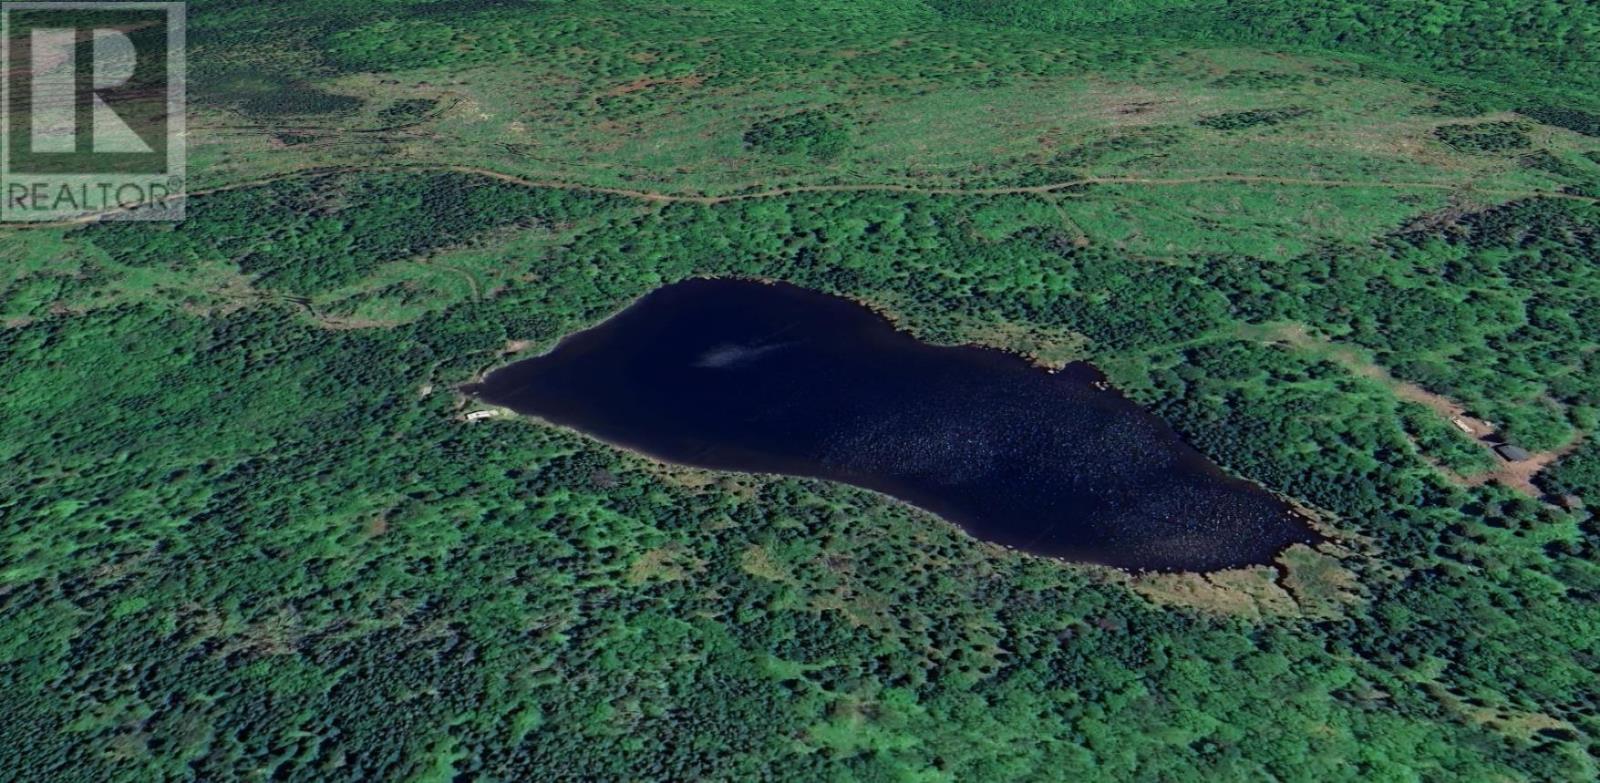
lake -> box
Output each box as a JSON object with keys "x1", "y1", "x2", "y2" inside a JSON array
[{"x1": 468, "y1": 278, "x2": 1319, "y2": 571}]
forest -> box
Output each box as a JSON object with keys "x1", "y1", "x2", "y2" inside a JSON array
[
  {"x1": 2, "y1": 1, "x2": 1598, "y2": 781},
  {"x1": 5, "y1": 166, "x2": 1597, "y2": 781}
]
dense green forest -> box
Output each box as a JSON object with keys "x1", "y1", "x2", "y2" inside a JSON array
[
  {"x1": 2, "y1": 1, "x2": 1598, "y2": 780},
  {"x1": 931, "y1": 1, "x2": 1600, "y2": 109},
  {"x1": 5, "y1": 169, "x2": 1597, "y2": 781}
]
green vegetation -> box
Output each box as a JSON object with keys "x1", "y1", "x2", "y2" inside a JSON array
[
  {"x1": 1546, "y1": 443, "x2": 1600, "y2": 504},
  {"x1": 82, "y1": 173, "x2": 618, "y2": 296},
  {"x1": 1433, "y1": 122, "x2": 1534, "y2": 154},
  {"x1": 1197, "y1": 107, "x2": 1312, "y2": 131},
  {"x1": 744, "y1": 111, "x2": 852, "y2": 160},
  {"x1": 1396, "y1": 401, "x2": 1498, "y2": 476},
  {"x1": 1209, "y1": 69, "x2": 1308, "y2": 90},
  {"x1": 157, "y1": 0, "x2": 1596, "y2": 203},
  {"x1": 1522, "y1": 106, "x2": 1600, "y2": 139},
  {"x1": 379, "y1": 98, "x2": 436, "y2": 121},
  {"x1": 3, "y1": 1, "x2": 1599, "y2": 780},
  {"x1": 930, "y1": 1, "x2": 1600, "y2": 103},
  {"x1": 5, "y1": 168, "x2": 1597, "y2": 781},
  {"x1": 235, "y1": 82, "x2": 362, "y2": 118}
]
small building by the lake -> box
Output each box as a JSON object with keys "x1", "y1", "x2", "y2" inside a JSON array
[{"x1": 1494, "y1": 443, "x2": 1531, "y2": 462}]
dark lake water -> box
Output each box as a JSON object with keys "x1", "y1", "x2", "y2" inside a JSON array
[{"x1": 469, "y1": 278, "x2": 1318, "y2": 571}]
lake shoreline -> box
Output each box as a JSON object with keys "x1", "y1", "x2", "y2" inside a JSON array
[{"x1": 469, "y1": 277, "x2": 1323, "y2": 572}]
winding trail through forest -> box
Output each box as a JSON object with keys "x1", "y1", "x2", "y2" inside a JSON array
[{"x1": 7, "y1": 162, "x2": 1600, "y2": 230}]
